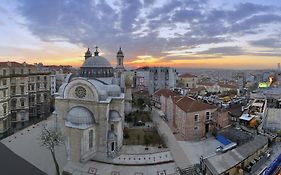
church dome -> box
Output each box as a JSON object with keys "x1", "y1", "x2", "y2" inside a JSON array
[
  {"x1": 81, "y1": 55, "x2": 112, "y2": 68},
  {"x1": 65, "y1": 106, "x2": 95, "y2": 128},
  {"x1": 80, "y1": 47, "x2": 114, "y2": 78}
]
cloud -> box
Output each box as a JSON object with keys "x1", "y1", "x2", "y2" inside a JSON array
[
  {"x1": 249, "y1": 38, "x2": 281, "y2": 48},
  {"x1": 230, "y1": 14, "x2": 281, "y2": 34},
  {"x1": 15, "y1": 0, "x2": 281, "y2": 65},
  {"x1": 197, "y1": 46, "x2": 245, "y2": 56}
]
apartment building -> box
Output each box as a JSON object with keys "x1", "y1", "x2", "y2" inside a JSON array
[
  {"x1": 178, "y1": 73, "x2": 198, "y2": 88},
  {"x1": 154, "y1": 88, "x2": 233, "y2": 140},
  {"x1": 174, "y1": 96, "x2": 217, "y2": 140},
  {"x1": 135, "y1": 67, "x2": 177, "y2": 95},
  {"x1": 0, "y1": 62, "x2": 51, "y2": 138}
]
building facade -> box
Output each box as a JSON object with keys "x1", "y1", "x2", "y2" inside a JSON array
[
  {"x1": 56, "y1": 47, "x2": 125, "y2": 164},
  {"x1": 174, "y1": 96, "x2": 217, "y2": 140},
  {"x1": 0, "y1": 62, "x2": 51, "y2": 138},
  {"x1": 135, "y1": 67, "x2": 177, "y2": 95},
  {"x1": 178, "y1": 73, "x2": 198, "y2": 88}
]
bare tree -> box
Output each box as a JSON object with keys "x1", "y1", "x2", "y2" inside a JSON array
[{"x1": 39, "y1": 127, "x2": 63, "y2": 175}]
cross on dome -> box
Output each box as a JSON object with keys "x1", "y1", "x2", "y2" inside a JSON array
[{"x1": 94, "y1": 46, "x2": 99, "y2": 56}]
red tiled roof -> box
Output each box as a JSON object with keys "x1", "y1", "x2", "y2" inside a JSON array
[
  {"x1": 179, "y1": 73, "x2": 197, "y2": 78},
  {"x1": 172, "y1": 96, "x2": 182, "y2": 103},
  {"x1": 176, "y1": 96, "x2": 216, "y2": 113},
  {"x1": 154, "y1": 88, "x2": 178, "y2": 98}
]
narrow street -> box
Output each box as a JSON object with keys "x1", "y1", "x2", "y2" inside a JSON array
[{"x1": 151, "y1": 108, "x2": 192, "y2": 169}]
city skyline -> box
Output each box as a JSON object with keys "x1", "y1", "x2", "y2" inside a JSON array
[{"x1": 0, "y1": 0, "x2": 281, "y2": 69}]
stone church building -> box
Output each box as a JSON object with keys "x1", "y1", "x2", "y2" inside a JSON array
[{"x1": 55, "y1": 47, "x2": 127, "y2": 163}]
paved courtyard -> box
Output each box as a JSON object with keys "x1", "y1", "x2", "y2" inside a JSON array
[
  {"x1": 2, "y1": 115, "x2": 180, "y2": 175},
  {"x1": 1, "y1": 116, "x2": 67, "y2": 175},
  {"x1": 64, "y1": 160, "x2": 178, "y2": 175}
]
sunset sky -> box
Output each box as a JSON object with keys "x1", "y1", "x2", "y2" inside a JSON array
[{"x1": 0, "y1": 0, "x2": 281, "y2": 69}]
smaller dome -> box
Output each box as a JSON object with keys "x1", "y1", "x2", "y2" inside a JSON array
[
  {"x1": 109, "y1": 110, "x2": 121, "y2": 122},
  {"x1": 65, "y1": 106, "x2": 95, "y2": 129},
  {"x1": 107, "y1": 130, "x2": 117, "y2": 140}
]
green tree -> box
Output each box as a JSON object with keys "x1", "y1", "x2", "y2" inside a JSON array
[
  {"x1": 39, "y1": 127, "x2": 63, "y2": 175},
  {"x1": 137, "y1": 98, "x2": 145, "y2": 110}
]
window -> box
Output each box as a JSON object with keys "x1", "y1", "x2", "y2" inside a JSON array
[
  {"x1": 3, "y1": 104, "x2": 7, "y2": 114},
  {"x1": 37, "y1": 76, "x2": 40, "y2": 81},
  {"x1": 29, "y1": 84, "x2": 35, "y2": 91},
  {"x1": 2, "y1": 79, "x2": 6, "y2": 86},
  {"x1": 44, "y1": 82, "x2": 47, "y2": 89},
  {"x1": 29, "y1": 95, "x2": 35, "y2": 103},
  {"x1": 20, "y1": 99, "x2": 25, "y2": 107},
  {"x1": 3, "y1": 90, "x2": 6, "y2": 98},
  {"x1": 11, "y1": 86, "x2": 16, "y2": 95},
  {"x1": 21, "y1": 69, "x2": 24, "y2": 74},
  {"x1": 12, "y1": 69, "x2": 15, "y2": 74},
  {"x1": 194, "y1": 126, "x2": 198, "y2": 130},
  {"x1": 206, "y1": 111, "x2": 210, "y2": 120},
  {"x1": 111, "y1": 124, "x2": 114, "y2": 131},
  {"x1": 3, "y1": 69, "x2": 6, "y2": 76},
  {"x1": 194, "y1": 114, "x2": 199, "y2": 122},
  {"x1": 89, "y1": 130, "x2": 93, "y2": 149},
  {"x1": 20, "y1": 86, "x2": 24, "y2": 94},
  {"x1": 36, "y1": 83, "x2": 40, "y2": 89},
  {"x1": 111, "y1": 142, "x2": 115, "y2": 151},
  {"x1": 11, "y1": 99, "x2": 17, "y2": 109},
  {"x1": 44, "y1": 93, "x2": 47, "y2": 101},
  {"x1": 44, "y1": 76, "x2": 47, "y2": 81}
]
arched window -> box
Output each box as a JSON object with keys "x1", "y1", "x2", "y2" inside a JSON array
[
  {"x1": 11, "y1": 99, "x2": 17, "y2": 109},
  {"x1": 111, "y1": 142, "x2": 115, "y2": 151},
  {"x1": 89, "y1": 130, "x2": 93, "y2": 149},
  {"x1": 111, "y1": 124, "x2": 114, "y2": 131},
  {"x1": 3, "y1": 104, "x2": 7, "y2": 114}
]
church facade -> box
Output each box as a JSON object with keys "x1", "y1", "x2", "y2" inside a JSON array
[{"x1": 55, "y1": 47, "x2": 125, "y2": 163}]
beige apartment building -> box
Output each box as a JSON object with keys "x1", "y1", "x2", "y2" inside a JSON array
[
  {"x1": 0, "y1": 62, "x2": 51, "y2": 138},
  {"x1": 178, "y1": 73, "x2": 198, "y2": 88}
]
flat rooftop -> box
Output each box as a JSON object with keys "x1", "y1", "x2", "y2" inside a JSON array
[
  {"x1": 264, "y1": 108, "x2": 281, "y2": 130},
  {"x1": 178, "y1": 138, "x2": 223, "y2": 164},
  {"x1": 204, "y1": 135, "x2": 268, "y2": 174}
]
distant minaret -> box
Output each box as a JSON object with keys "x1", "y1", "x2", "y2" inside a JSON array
[
  {"x1": 84, "y1": 48, "x2": 92, "y2": 60},
  {"x1": 116, "y1": 47, "x2": 124, "y2": 70}
]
